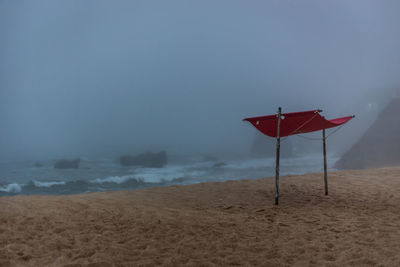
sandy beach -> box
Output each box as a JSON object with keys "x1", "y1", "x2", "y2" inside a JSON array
[{"x1": 1, "y1": 167, "x2": 400, "y2": 266}]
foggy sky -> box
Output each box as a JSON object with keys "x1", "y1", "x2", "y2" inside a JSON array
[{"x1": 1, "y1": 0, "x2": 400, "y2": 160}]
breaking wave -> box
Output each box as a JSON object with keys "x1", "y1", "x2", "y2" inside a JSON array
[
  {"x1": 33, "y1": 181, "x2": 66, "y2": 187},
  {"x1": 0, "y1": 165, "x2": 209, "y2": 196},
  {"x1": 0, "y1": 183, "x2": 22, "y2": 193},
  {"x1": 0, "y1": 154, "x2": 337, "y2": 196}
]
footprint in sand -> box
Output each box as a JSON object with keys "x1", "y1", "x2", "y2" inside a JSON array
[
  {"x1": 323, "y1": 254, "x2": 336, "y2": 261},
  {"x1": 326, "y1": 243, "x2": 334, "y2": 249}
]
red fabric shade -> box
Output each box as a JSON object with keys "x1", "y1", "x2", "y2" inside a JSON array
[{"x1": 244, "y1": 110, "x2": 353, "y2": 138}]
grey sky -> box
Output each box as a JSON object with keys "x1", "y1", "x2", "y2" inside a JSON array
[{"x1": 1, "y1": 0, "x2": 399, "y2": 160}]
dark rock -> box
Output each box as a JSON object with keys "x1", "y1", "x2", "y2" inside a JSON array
[
  {"x1": 212, "y1": 162, "x2": 227, "y2": 168},
  {"x1": 335, "y1": 98, "x2": 400, "y2": 169},
  {"x1": 54, "y1": 159, "x2": 80, "y2": 169},
  {"x1": 119, "y1": 151, "x2": 167, "y2": 168},
  {"x1": 34, "y1": 162, "x2": 43, "y2": 168}
]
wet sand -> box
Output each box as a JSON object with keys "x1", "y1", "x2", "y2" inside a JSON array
[{"x1": 1, "y1": 167, "x2": 400, "y2": 266}]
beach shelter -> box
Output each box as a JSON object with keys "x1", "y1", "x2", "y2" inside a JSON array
[{"x1": 244, "y1": 108, "x2": 354, "y2": 205}]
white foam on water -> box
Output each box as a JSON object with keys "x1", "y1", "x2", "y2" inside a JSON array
[
  {"x1": 90, "y1": 165, "x2": 208, "y2": 185},
  {"x1": 33, "y1": 181, "x2": 66, "y2": 187},
  {"x1": 90, "y1": 175, "x2": 136, "y2": 184},
  {"x1": 225, "y1": 158, "x2": 275, "y2": 169},
  {"x1": 0, "y1": 183, "x2": 22, "y2": 193},
  {"x1": 0, "y1": 155, "x2": 341, "y2": 195},
  {"x1": 134, "y1": 166, "x2": 186, "y2": 183}
]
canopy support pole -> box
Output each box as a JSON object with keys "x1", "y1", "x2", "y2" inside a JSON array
[
  {"x1": 323, "y1": 129, "x2": 328, "y2": 195},
  {"x1": 275, "y1": 107, "x2": 282, "y2": 205}
]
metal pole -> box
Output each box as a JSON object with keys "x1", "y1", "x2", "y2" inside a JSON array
[
  {"x1": 323, "y1": 129, "x2": 328, "y2": 195},
  {"x1": 275, "y1": 107, "x2": 282, "y2": 205}
]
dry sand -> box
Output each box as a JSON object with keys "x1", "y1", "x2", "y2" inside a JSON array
[{"x1": 2, "y1": 167, "x2": 400, "y2": 266}]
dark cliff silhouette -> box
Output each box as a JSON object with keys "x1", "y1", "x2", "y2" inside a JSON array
[{"x1": 335, "y1": 97, "x2": 400, "y2": 169}]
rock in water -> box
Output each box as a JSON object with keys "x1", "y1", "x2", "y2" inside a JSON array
[
  {"x1": 34, "y1": 162, "x2": 43, "y2": 168},
  {"x1": 54, "y1": 159, "x2": 80, "y2": 169},
  {"x1": 119, "y1": 151, "x2": 167, "y2": 168},
  {"x1": 212, "y1": 162, "x2": 227, "y2": 168}
]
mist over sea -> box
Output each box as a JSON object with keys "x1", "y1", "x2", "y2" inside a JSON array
[
  {"x1": 1, "y1": 1, "x2": 399, "y2": 197},
  {"x1": 0, "y1": 154, "x2": 338, "y2": 196}
]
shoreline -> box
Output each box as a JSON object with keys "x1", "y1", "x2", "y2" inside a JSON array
[
  {"x1": 1, "y1": 167, "x2": 400, "y2": 266},
  {"x1": 0, "y1": 153, "x2": 338, "y2": 197}
]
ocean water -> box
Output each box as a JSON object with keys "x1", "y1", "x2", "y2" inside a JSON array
[{"x1": 0, "y1": 154, "x2": 338, "y2": 196}]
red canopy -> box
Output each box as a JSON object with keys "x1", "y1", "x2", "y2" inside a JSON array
[{"x1": 244, "y1": 110, "x2": 353, "y2": 138}]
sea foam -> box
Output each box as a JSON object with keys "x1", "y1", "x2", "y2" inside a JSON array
[
  {"x1": 33, "y1": 181, "x2": 66, "y2": 188},
  {"x1": 0, "y1": 183, "x2": 22, "y2": 193},
  {"x1": 90, "y1": 175, "x2": 137, "y2": 184},
  {"x1": 90, "y1": 165, "x2": 206, "y2": 185}
]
